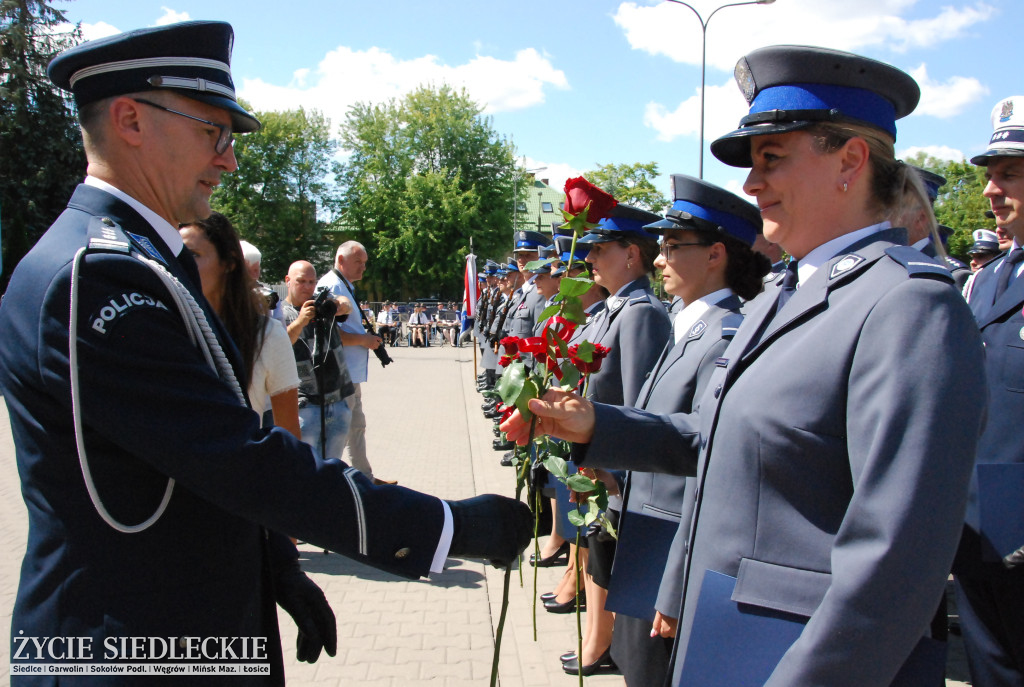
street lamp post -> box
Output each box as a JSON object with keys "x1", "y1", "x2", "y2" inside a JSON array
[{"x1": 667, "y1": 0, "x2": 776, "y2": 178}]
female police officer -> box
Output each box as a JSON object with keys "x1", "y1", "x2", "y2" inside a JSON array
[{"x1": 503, "y1": 45, "x2": 986, "y2": 686}]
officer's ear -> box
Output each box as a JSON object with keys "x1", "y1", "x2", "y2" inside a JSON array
[{"x1": 108, "y1": 97, "x2": 147, "y2": 149}]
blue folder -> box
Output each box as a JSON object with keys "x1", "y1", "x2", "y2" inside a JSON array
[{"x1": 605, "y1": 510, "x2": 679, "y2": 621}]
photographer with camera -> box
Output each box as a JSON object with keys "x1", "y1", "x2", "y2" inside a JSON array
[
  {"x1": 282, "y1": 261, "x2": 355, "y2": 464},
  {"x1": 317, "y1": 241, "x2": 395, "y2": 484}
]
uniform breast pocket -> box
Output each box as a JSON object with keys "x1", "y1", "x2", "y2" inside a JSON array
[{"x1": 1001, "y1": 341, "x2": 1024, "y2": 393}]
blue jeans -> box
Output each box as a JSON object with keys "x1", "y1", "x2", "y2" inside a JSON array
[{"x1": 298, "y1": 399, "x2": 352, "y2": 462}]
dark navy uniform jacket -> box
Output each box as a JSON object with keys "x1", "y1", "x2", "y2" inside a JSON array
[
  {"x1": 0, "y1": 185, "x2": 446, "y2": 683},
  {"x1": 958, "y1": 250, "x2": 1024, "y2": 577},
  {"x1": 577, "y1": 229, "x2": 986, "y2": 686}
]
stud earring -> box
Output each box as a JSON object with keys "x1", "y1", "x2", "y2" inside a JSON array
[{"x1": 842, "y1": 181, "x2": 848, "y2": 193}]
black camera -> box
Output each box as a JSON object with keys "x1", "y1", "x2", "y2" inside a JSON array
[
  {"x1": 373, "y1": 344, "x2": 393, "y2": 368},
  {"x1": 255, "y1": 283, "x2": 279, "y2": 311},
  {"x1": 312, "y1": 286, "x2": 338, "y2": 321}
]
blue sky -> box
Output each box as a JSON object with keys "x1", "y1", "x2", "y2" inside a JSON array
[{"x1": 60, "y1": 0, "x2": 1017, "y2": 205}]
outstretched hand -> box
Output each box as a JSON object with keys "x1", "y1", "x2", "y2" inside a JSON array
[{"x1": 498, "y1": 388, "x2": 597, "y2": 445}]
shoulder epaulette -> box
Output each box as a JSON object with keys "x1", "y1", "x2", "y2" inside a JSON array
[
  {"x1": 627, "y1": 288, "x2": 655, "y2": 306},
  {"x1": 720, "y1": 313, "x2": 744, "y2": 339},
  {"x1": 884, "y1": 245, "x2": 953, "y2": 282},
  {"x1": 86, "y1": 216, "x2": 132, "y2": 255}
]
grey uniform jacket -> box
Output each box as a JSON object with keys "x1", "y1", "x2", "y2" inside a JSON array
[
  {"x1": 582, "y1": 275, "x2": 671, "y2": 407},
  {"x1": 604, "y1": 295, "x2": 744, "y2": 620},
  {"x1": 579, "y1": 229, "x2": 986, "y2": 686},
  {"x1": 507, "y1": 279, "x2": 542, "y2": 340}
]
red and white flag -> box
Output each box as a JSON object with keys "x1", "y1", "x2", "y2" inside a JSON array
[{"x1": 462, "y1": 253, "x2": 478, "y2": 319}]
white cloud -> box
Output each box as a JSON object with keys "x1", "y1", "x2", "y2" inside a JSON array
[
  {"x1": 722, "y1": 178, "x2": 755, "y2": 202},
  {"x1": 520, "y1": 156, "x2": 584, "y2": 195},
  {"x1": 643, "y1": 78, "x2": 749, "y2": 142},
  {"x1": 898, "y1": 145, "x2": 966, "y2": 163},
  {"x1": 79, "y1": 21, "x2": 120, "y2": 41},
  {"x1": 908, "y1": 64, "x2": 989, "y2": 118},
  {"x1": 240, "y1": 45, "x2": 568, "y2": 129},
  {"x1": 613, "y1": 0, "x2": 995, "y2": 70},
  {"x1": 155, "y1": 7, "x2": 190, "y2": 26}
]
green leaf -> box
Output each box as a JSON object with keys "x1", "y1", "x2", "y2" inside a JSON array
[
  {"x1": 583, "y1": 510, "x2": 599, "y2": 526},
  {"x1": 543, "y1": 455, "x2": 569, "y2": 479},
  {"x1": 514, "y1": 377, "x2": 539, "y2": 421},
  {"x1": 495, "y1": 361, "x2": 528, "y2": 407},
  {"x1": 559, "y1": 360, "x2": 581, "y2": 390},
  {"x1": 524, "y1": 257, "x2": 555, "y2": 272},
  {"x1": 546, "y1": 439, "x2": 571, "y2": 458},
  {"x1": 567, "y1": 510, "x2": 586, "y2": 526},
  {"x1": 559, "y1": 276, "x2": 595, "y2": 298},
  {"x1": 574, "y1": 340, "x2": 596, "y2": 363},
  {"x1": 566, "y1": 474, "x2": 597, "y2": 493},
  {"x1": 538, "y1": 303, "x2": 561, "y2": 321},
  {"x1": 560, "y1": 297, "x2": 586, "y2": 325}
]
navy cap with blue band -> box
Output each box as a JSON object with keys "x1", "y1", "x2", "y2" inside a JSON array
[
  {"x1": 578, "y1": 204, "x2": 661, "y2": 244},
  {"x1": 712, "y1": 45, "x2": 920, "y2": 168},
  {"x1": 645, "y1": 175, "x2": 762, "y2": 247}
]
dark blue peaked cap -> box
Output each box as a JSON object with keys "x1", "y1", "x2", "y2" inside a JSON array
[
  {"x1": 712, "y1": 45, "x2": 920, "y2": 168},
  {"x1": 911, "y1": 166, "x2": 946, "y2": 203},
  {"x1": 645, "y1": 175, "x2": 762, "y2": 246},
  {"x1": 579, "y1": 204, "x2": 661, "y2": 244},
  {"x1": 48, "y1": 20, "x2": 260, "y2": 133},
  {"x1": 513, "y1": 230, "x2": 553, "y2": 251}
]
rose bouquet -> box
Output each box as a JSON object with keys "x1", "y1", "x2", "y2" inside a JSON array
[{"x1": 486, "y1": 177, "x2": 621, "y2": 686}]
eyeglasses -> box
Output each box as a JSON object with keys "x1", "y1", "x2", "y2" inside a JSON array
[
  {"x1": 660, "y1": 241, "x2": 709, "y2": 260},
  {"x1": 133, "y1": 98, "x2": 234, "y2": 155}
]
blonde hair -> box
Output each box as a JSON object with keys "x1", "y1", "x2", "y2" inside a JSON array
[{"x1": 807, "y1": 122, "x2": 946, "y2": 259}]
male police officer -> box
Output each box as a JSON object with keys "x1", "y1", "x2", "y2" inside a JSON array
[
  {"x1": 0, "y1": 21, "x2": 530, "y2": 683},
  {"x1": 957, "y1": 95, "x2": 1024, "y2": 687}
]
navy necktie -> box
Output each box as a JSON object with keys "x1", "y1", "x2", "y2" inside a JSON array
[
  {"x1": 993, "y1": 248, "x2": 1024, "y2": 303},
  {"x1": 777, "y1": 260, "x2": 799, "y2": 310}
]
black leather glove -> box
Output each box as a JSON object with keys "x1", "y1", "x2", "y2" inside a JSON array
[
  {"x1": 446, "y1": 494, "x2": 534, "y2": 568},
  {"x1": 1004, "y1": 544, "x2": 1024, "y2": 569},
  {"x1": 275, "y1": 568, "x2": 337, "y2": 663}
]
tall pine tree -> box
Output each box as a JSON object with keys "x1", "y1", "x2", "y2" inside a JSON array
[{"x1": 1, "y1": 0, "x2": 85, "y2": 290}]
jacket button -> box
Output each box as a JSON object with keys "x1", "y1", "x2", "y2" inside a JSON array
[
  {"x1": 178, "y1": 638, "x2": 187, "y2": 648},
  {"x1": 713, "y1": 385, "x2": 722, "y2": 398},
  {"x1": 395, "y1": 547, "x2": 411, "y2": 559}
]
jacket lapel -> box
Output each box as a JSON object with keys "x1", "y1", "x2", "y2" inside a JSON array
[{"x1": 977, "y1": 259, "x2": 1024, "y2": 328}]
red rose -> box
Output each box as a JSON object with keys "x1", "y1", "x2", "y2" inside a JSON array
[
  {"x1": 499, "y1": 354, "x2": 514, "y2": 368},
  {"x1": 500, "y1": 336, "x2": 521, "y2": 356},
  {"x1": 569, "y1": 342, "x2": 611, "y2": 374},
  {"x1": 564, "y1": 177, "x2": 618, "y2": 224}
]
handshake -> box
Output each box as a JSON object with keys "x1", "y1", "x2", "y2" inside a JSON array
[{"x1": 446, "y1": 494, "x2": 534, "y2": 568}]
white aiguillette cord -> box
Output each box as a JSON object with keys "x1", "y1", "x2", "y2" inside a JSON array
[{"x1": 69, "y1": 247, "x2": 245, "y2": 533}]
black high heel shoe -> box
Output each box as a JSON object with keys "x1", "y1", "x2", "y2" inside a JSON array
[
  {"x1": 560, "y1": 650, "x2": 576, "y2": 663},
  {"x1": 530, "y1": 541, "x2": 569, "y2": 567},
  {"x1": 543, "y1": 592, "x2": 586, "y2": 614},
  {"x1": 562, "y1": 647, "x2": 616, "y2": 676},
  {"x1": 540, "y1": 592, "x2": 557, "y2": 602}
]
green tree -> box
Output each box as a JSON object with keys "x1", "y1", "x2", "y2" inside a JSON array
[
  {"x1": 906, "y1": 152, "x2": 994, "y2": 259},
  {"x1": 213, "y1": 104, "x2": 338, "y2": 281},
  {"x1": 582, "y1": 161, "x2": 668, "y2": 213},
  {"x1": 1, "y1": 0, "x2": 84, "y2": 291},
  {"x1": 336, "y1": 84, "x2": 517, "y2": 300}
]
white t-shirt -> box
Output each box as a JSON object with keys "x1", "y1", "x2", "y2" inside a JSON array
[{"x1": 248, "y1": 317, "x2": 300, "y2": 418}]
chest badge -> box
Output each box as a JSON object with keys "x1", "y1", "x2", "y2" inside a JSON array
[{"x1": 688, "y1": 320, "x2": 707, "y2": 338}]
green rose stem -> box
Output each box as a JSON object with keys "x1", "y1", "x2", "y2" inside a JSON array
[
  {"x1": 490, "y1": 418, "x2": 539, "y2": 687},
  {"x1": 491, "y1": 202, "x2": 597, "y2": 686}
]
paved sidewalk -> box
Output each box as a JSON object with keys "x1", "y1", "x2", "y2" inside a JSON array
[{"x1": 0, "y1": 343, "x2": 973, "y2": 685}]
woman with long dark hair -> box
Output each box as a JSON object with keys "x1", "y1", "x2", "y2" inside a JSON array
[{"x1": 179, "y1": 213, "x2": 300, "y2": 438}]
